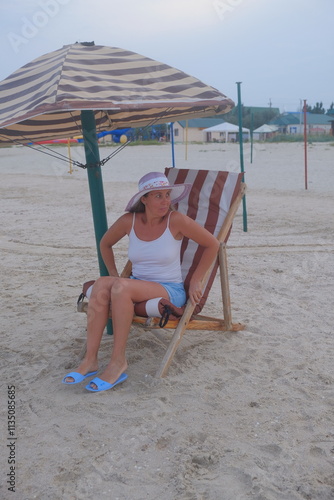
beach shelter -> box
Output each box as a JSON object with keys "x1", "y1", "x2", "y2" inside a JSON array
[
  {"x1": 0, "y1": 42, "x2": 234, "y2": 275},
  {"x1": 203, "y1": 121, "x2": 250, "y2": 142},
  {"x1": 253, "y1": 124, "x2": 278, "y2": 141}
]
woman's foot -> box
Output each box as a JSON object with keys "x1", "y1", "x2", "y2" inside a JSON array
[
  {"x1": 88, "y1": 359, "x2": 128, "y2": 390},
  {"x1": 86, "y1": 373, "x2": 128, "y2": 392},
  {"x1": 63, "y1": 359, "x2": 98, "y2": 384}
]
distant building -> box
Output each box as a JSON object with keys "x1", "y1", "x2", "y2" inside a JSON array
[
  {"x1": 326, "y1": 109, "x2": 334, "y2": 136},
  {"x1": 173, "y1": 106, "x2": 280, "y2": 142},
  {"x1": 269, "y1": 112, "x2": 332, "y2": 135},
  {"x1": 203, "y1": 122, "x2": 250, "y2": 142},
  {"x1": 173, "y1": 117, "x2": 225, "y2": 142},
  {"x1": 252, "y1": 124, "x2": 279, "y2": 141}
]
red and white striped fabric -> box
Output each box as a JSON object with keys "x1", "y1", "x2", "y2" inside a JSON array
[{"x1": 165, "y1": 168, "x2": 243, "y2": 314}]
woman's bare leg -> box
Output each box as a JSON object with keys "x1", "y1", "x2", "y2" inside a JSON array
[
  {"x1": 64, "y1": 276, "x2": 168, "y2": 385},
  {"x1": 90, "y1": 279, "x2": 133, "y2": 386},
  {"x1": 63, "y1": 277, "x2": 115, "y2": 383},
  {"x1": 90, "y1": 278, "x2": 169, "y2": 387}
]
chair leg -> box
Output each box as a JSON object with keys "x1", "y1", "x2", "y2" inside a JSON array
[
  {"x1": 155, "y1": 301, "x2": 195, "y2": 378},
  {"x1": 155, "y1": 245, "x2": 234, "y2": 377},
  {"x1": 219, "y1": 243, "x2": 232, "y2": 330}
]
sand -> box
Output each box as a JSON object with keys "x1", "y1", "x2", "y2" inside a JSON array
[{"x1": 0, "y1": 141, "x2": 333, "y2": 499}]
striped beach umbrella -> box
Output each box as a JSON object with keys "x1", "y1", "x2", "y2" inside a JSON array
[
  {"x1": 0, "y1": 42, "x2": 234, "y2": 276},
  {"x1": 0, "y1": 42, "x2": 234, "y2": 144}
]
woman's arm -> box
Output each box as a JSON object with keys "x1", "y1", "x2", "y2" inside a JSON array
[
  {"x1": 100, "y1": 214, "x2": 131, "y2": 277},
  {"x1": 171, "y1": 212, "x2": 220, "y2": 305}
]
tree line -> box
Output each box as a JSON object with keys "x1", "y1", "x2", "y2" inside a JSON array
[
  {"x1": 223, "y1": 102, "x2": 334, "y2": 129},
  {"x1": 222, "y1": 106, "x2": 279, "y2": 130},
  {"x1": 305, "y1": 102, "x2": 334, "y2": 114}
]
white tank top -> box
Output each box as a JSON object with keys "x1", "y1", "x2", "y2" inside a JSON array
[{"x1": 128, "y1": 212, "x2": 183, "y2": 283}]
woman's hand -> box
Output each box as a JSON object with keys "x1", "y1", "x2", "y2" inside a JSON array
[{"x1": 188, "y1": 278, "x2": 203, "y2": 306}]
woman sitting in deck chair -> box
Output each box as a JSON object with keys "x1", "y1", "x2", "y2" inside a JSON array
[{"x1": 62, "y1": 172, "x2": 219, "y2": 393}]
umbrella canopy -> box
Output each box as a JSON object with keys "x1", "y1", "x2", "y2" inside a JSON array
[{"x1": 0, "y1": 42, "x2": 234, "y2": 144}]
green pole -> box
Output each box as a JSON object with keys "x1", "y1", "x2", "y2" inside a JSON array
[
  {"x1": 250, "y1": 110, "x2": 254, "y2": 164},
  {"x1": 81, "y1": 110, "x2": 113, "y2": 334},
  {"x1": 236, "y1": 82, "x2": 248, "y2": 232}
]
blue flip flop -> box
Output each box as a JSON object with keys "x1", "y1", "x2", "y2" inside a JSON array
[
  {"x1": 85, "y1": 373, "x2": 128, "y2": 392},
  {"x1": 62, "y1": 371, "x2": 98, "y2": 385}
]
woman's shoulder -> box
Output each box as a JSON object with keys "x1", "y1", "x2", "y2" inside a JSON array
[
  {"x1": 170, "y1": 210, "x2": 185, "y2": 220},
  {"x1": 108, "y1": 212, "x2": 133, "y2": 232},
  {"x1": 170, "y1": 211, "x2": 189, "y2": 225},
  {"x1": 120, "y1": 212, "x2": 133, "y2": 229},
  {"x1": 169, "y1": 210, "x2": 189, "y2": 237},
  {"x1": 120, "y1": 212, "x2": 133, "y2": 222}
]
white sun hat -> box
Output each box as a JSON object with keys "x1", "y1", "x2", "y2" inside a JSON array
[{"x1": 125, "y1": 171, "x2": 191, "y2": 212}]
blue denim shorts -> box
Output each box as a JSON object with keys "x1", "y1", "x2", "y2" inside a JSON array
[
  {"x1": 159, "y1": 282, "x2": 186, "y2": 307},
  {"x1": 131, "y1": 277, "x2": 186, "y2": 307}
]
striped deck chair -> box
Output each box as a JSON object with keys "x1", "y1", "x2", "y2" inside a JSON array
[
  {"x1": 78, "y1": 168, "x2": 246, "y2": 377},
  {"x1": 119, "y1": 168, "x2": 246, "y2": 377}
]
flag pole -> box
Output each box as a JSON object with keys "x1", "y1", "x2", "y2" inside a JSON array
[
  {"x1": 185, "y1": 119, "x2": 188, "y2": 160},
  {"x1": 236, "y1": 82, "x2": 248, "y2": 232},
  {"x1": 303, "y1": 99, "x2": 308, "y2": 190},
  {"x1": 250, "y1": 110, "x2": 254, "y2": 164},
  {"x1": 170, "y1": 122, "x2": 176, "y2": 167}
]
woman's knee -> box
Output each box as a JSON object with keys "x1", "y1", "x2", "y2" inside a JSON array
[
  {"x1": 90, "y1": 277, "x2": 115, "y2": 306},
  {"x1": 92, "y1": 277, "x2": 130, "y2": 302},
  {"x1": 110, "y1": 278, "x2": 129, "y2": 300},
  {"x1": 93, "y1": 276, "x2": 115, "y2": 292}
]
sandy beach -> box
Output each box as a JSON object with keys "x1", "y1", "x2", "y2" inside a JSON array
[{"x1": 1, "y1": 141, "x2": 334, "y2": 499}]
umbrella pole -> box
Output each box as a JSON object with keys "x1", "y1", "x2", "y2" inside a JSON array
[{"x1": 81, "y1": 110, "x2": 112, "y2": 334}]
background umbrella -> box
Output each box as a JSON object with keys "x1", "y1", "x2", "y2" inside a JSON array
[{"x1": 0, "y1": 41, "x2": 234, "y2": 275}]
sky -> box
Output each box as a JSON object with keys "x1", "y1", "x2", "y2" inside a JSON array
[{"x1": 0, "y1": 0, "x2": 333, "y2": 113}]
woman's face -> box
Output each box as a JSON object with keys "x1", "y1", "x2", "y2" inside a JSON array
[{"x1": 142, "y1": 189, "x2": 172, "y2": 215}]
